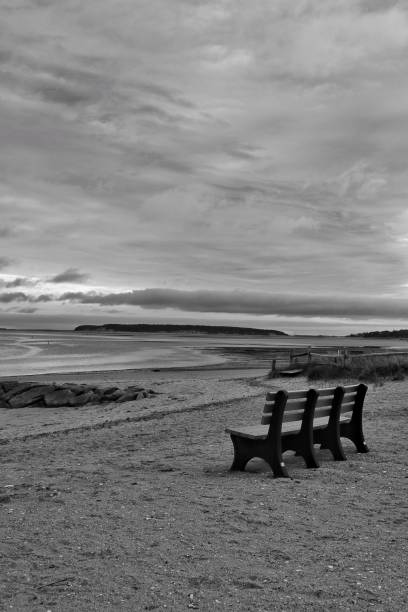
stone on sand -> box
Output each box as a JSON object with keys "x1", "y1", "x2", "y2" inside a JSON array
[
  {"x1": 7, "y1": 385, "x2": 55, "y2": 409},
  {"x1": 44, "y1": 389, "x2": 78, "y2": 408}
]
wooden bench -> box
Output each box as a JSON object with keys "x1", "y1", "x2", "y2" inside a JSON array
[{"x1": 225, "y1": 383, "x2": 368, "y2": 478}]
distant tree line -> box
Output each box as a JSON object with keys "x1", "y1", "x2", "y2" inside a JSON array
[
  {"x1": 74, "y1": 323, "x2": 287, "y2": 336},
  {"x1": 350, "y1": 329, "x2": 408, "y2": 338}
]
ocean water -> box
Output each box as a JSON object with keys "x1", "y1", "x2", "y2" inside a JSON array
[
  {"x1": 0, "y1": 331, "x2": 227, "y2": 377},
  {"x1": 1, "y1": 330, "x2": 406, "y2": 377}
]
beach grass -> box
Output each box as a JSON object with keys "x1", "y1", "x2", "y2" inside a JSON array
[{"x1": 305, "y1": 354, "x2": 408, "y2": 383}]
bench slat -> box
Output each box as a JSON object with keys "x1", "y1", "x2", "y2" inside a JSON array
[
  {"x1": 316, "y1": 384, "x2": 360, "y2": 396},
  {"x1": 340, "y1": 401, "x2": 356, "y2": 414},
  {"x1": 262, "y1": 409, "x2": 305, "y2": 425},
  {"x1": 226, "y1": 421, "x2": 304, "y2": 439},
  {"x1": 225, "y1": 424, "x2": 268, "y2": 439},
  {"x1": 315, "y1": 387, "x2": 336, "y2": 397},
  {"x1": 265, "y1": 391, "x2": 359, "y2": 414},
  {"x1": 284, "y1": 409, "x2": 307, "y2": 423},
  {"x1": 266, "y1": 384, "x2": 360, "y2": 404},
  {"x1": 266, "y1": 389, "x2": 309, "y2": 401},
  {"x1": 313, "y1": 415, "x2": 349, "y2": 429},
  {"x1": 281, "y1": 421, "x2": 301, "y2": 434},
  {"x1": 285, "y1": 398, "x2": 308, "y2": 411},
  {"x1": 315, "y1": 400, "x2": 356, "y2": 418},
  {"x1": 317, "y1": 384, "x2": 360, "y2": 396},
  {"x1": 264, "y1": 398, "x2": 307, "y2": 413},
  {"x1": 315, "y1": 395, "x2": 335, "y2": 408},
  {"x1": 314, "y1": 406, "x2": 332, "y2": 418},
  {"x1": 342, "y1": 384, "x2": 361, "y2": 393}
]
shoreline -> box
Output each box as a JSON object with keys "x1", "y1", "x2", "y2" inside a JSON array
[{"x1": 0, "y1": 361, "x2": 268, "y2": 382}]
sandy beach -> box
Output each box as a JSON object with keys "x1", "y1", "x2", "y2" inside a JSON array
[{"x1": 1, "y1": 361, "x2": 408, "y2": 612}]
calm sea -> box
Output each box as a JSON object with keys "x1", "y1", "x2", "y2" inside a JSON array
[{"x1": 0, "y1": 330, "x2": 406, "y2": 377}]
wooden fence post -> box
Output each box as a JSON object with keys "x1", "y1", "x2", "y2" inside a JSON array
[
  {"x1": 271, "y1": 359, "x2": 276, "y2": 376},
  {"x1": 343, "y1": 348, "x2": 348, "y2": 367}
]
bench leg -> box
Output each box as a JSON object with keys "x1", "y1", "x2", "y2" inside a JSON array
[
  {"x1": 340, "y1": 383, "x2": 369, "y2": 453},
  {"x1": 315, "y1": 428, "x2": 346, "y2": 462},
  {"x1": 229, "y1": 435, "x2": 291, "y2": 478},
  {"x1": 264, "y1": 452, "x2": 290, "y2": 479},
  {"x1": 302, "y1": 448, "x2": 320, "y2": 469},
  {"x1": 289, "y1": 389, "x2": 320, "y2": 470},
  {"x1": 328, "y1": 439, "x2": 347, "y2": 462},
  {"x1": 229, "y1": 435, "x2": 252, "y2": 471},
  {"x1": 291, "y1": 441, "x2": 319, "y2": 469},
  {"x1": 340, "y1": 422, "x2": 369, "y2": 453}
]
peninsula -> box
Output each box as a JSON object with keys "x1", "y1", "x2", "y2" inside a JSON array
[{"x1": 74, "y1": 323, "x2": 288, "y2": 336}]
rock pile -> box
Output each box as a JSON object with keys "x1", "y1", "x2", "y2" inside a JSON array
[{"x1": 0, "y1": 381, "x2": 157, "y2": 409}]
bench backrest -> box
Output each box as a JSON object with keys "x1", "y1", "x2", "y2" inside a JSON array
[
  {"x1": 261, "y1": 383, "x2": 367, "y2": 431},
  {"x1": 314, "y1": 383, "x2": 365, "y2": 420},
  {"x1": 261, "y1": 388, "x2": 318, "y2": 432}
]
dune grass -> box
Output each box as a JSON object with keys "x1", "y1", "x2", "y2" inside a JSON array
[
  {"x1": 266, "y1": 353, "x2": 408, "y2": 383},
  {"x1": 304, "y1": 354, "x2": 408, "y2": 383}
]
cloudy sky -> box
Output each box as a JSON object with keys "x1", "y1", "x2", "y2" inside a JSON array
[{"x1": 1, "y1": 0, "x2": 408, "y2": 334}]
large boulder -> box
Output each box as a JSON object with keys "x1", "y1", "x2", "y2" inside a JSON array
[
  {"x1": 4, "y1": 382, "x2": 39, "y2": 401},
  {"x1": 101, "y1": 388, "x2": 122, "y2": 402},
  {"x1": 60, "y1": 383, "x2": 90, "y2": 395},
  {"x1": 7, "y1": 385, "x2": 55, "y2": 409},
  {"x1": 0, "y1": 381, "x2": 21, "y2": 393},
  {"x1": 44, "y1": 389, "x2": 77, "y2": 408},
  {"x1": 74, "y1": 390, "x2": 101, "y2": 405},
  {"x1": 101, "y1": 386, "x2": 120, "y2": 396},
  {"x1": 116, "y1": 390, "x2": 139, "y2": 403}
]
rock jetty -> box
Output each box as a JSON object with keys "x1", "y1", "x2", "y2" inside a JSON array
[{"x1": 0, "y1": 381, "x2": 157, "y2": 409}]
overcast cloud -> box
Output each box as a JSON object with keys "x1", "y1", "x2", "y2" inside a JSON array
[{"x1": 1, "y1": 0, "x2": 408, "y2": 333}]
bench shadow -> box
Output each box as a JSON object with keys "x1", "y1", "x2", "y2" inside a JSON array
[{"x1": 202, "y1": 452, "x2": 308, "y2": 478}]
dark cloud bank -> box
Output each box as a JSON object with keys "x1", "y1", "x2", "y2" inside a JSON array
[
  {"x1": 1, "y1": 288, "x2": 407, "y2": 321},
  {"x1": 58, "y1": 289, "x2": 408, "y2": 319}
]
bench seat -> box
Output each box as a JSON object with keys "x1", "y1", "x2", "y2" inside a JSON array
[{"x1": 226, "y1": 414, "x2": 352, "y2": 441}]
